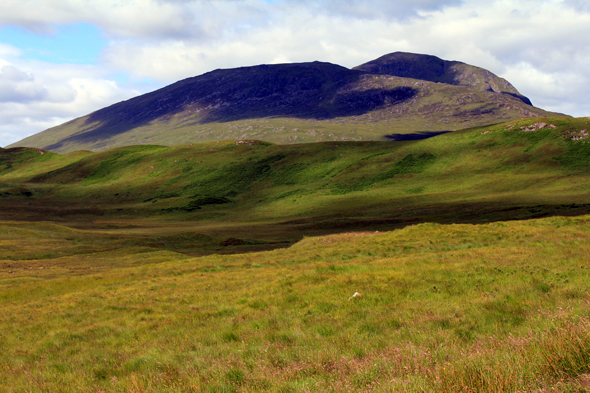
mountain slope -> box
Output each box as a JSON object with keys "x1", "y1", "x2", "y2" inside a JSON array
[
  {"x1": 354, "y1": 51, "x2": 533, "y2": 105},
  {"x1": 9, "y1": 54, "x2": 564, "y2": 153}
]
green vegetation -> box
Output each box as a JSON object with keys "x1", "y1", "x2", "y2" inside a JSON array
[
  {"x1": 2, "y1": 215, "x2": 590, "y2": 392},
  {"x1": 2, "y1": 116, "x2": 590, "y2": 391},
  {"x1": 3, "y1": 116, "x2": 590, "y2": 230}
]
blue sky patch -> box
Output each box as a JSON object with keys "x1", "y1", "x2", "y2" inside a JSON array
[{"x1": 0, "y1": 22, "x2": 106, "y2": 65}]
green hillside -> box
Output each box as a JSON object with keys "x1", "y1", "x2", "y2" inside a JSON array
[
  {"x1": 2, "y1": 116, "x2": 590, "y2": 391},
  {"x1": 2, "y1": 116, "x2": 590, "y2": 246}
]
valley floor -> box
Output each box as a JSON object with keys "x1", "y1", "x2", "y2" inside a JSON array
[{"x1": 1, "y1": 214, "x2": 590, "y2": 392}]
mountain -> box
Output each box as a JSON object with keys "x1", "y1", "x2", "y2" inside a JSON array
[
  {"x1": 353, "y1": 52, "x2": 533, "y2": 105},
  {"x1": 8, "y1": 53, "x2": 565, "y2": 153}
]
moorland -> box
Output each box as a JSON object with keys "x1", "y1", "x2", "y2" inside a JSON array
[{"x1": 2, "y1": 115, "x2": 590, "y2": 392}]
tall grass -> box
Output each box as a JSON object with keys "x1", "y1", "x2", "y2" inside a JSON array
[{"x1": 2, "y1": 215, "x2": 590, "y2": 391}]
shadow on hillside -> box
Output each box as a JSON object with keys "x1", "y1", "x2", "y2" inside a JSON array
[
  {"x1": 3, "y1": 196, "x2": 590, "y2": 257},
  {"x1": 384, "y1": 131, "x2": 451, "y2": 141},
  {"x1": 276, "y1": 202, "x2": 590, "y2": 234},
  {"x1": 43, "y1": 63, "x2": 418, "y2": 151}
]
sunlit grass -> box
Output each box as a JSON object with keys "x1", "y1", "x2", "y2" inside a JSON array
[
  {"x1": 2, "y1": 117, "x2": 590, "y2": 391},
  {"x1": 2, "y1": 216, "x2": 590, "y2": 391}
]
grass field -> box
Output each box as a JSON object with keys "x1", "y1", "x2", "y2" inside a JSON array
[
  {"x1": 2, "y1": 116, "x2": 590, "y2": 391},
  {"x1": 1, "y1": 215, "x2": 590, "y2": 392}
]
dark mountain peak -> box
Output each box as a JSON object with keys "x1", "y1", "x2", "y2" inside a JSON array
[
  {"x1": 354, "y1": 52, "x2": 532, "y2": 105},
  {"x1": 192, "y1": 60, "x2": 355, "y2": 82},
  {"x1": 10, "y1": 52, "x2": 563, "y2": 153},
  {"x1": 87, "y1": 60, "x2": 372, "y2": 126},
  {"x1": 354, "y1": 52, "x2": 449, "y2": 80},
  {"x1": 39, "y1": 61, "x2": 416, "y2": 151}
]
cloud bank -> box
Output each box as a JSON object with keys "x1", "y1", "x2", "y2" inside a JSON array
[{"x1": 1, "y1": 0, "x2": 589, "y2": 147}]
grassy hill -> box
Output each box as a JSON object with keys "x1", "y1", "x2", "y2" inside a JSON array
[
  {"x1": 2, "y1": 116, "x2": 590, "y2": 391},
  {"x1": 2, "y1": 116, "x2": 590, "y2": 248},
  {"x1": 8, "y1": 54, "x2": 563, "y2": 153},
  {"x1": 0, "y1": 118, "x2": 590, "y2": 225}
]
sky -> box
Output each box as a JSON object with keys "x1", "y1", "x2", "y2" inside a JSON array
[{"x1": 1, "y1": 0, "x2": 589, "y2": 147}]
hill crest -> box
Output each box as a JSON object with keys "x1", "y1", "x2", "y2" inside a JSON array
[
  {"x1": 353, "y1": 52, "x2": 532, "y2": 105},
  {"x1": 8, "y1": 53, "x2": 564, "y2": 153}
]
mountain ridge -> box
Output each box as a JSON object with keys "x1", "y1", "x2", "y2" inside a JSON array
[{"x1": 8, "y1": 52, "x2": 565, "y2": 153}]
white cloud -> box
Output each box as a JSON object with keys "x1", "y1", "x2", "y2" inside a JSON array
[
  {"x1": 0, "y1": 65, "x2": 48, "y2": 103},
  {"x1": 0, "y1": 0, "x2": 189, "y2": 37},
  {"x1": 503, "y1": 62, "x2": 589, "y2": 115},
  {"x1": 0, "y1": 43, "x2": 22, "y2": 58},
  {"x1": 562, "y1": 0, "x2": 590, "y2": 12},
  {"x1": 0, "y1": 51, "x2": 140, "y2": 146},
  {"x1": 0, "y1": 0, "x2": 465, "y2": 39}
]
